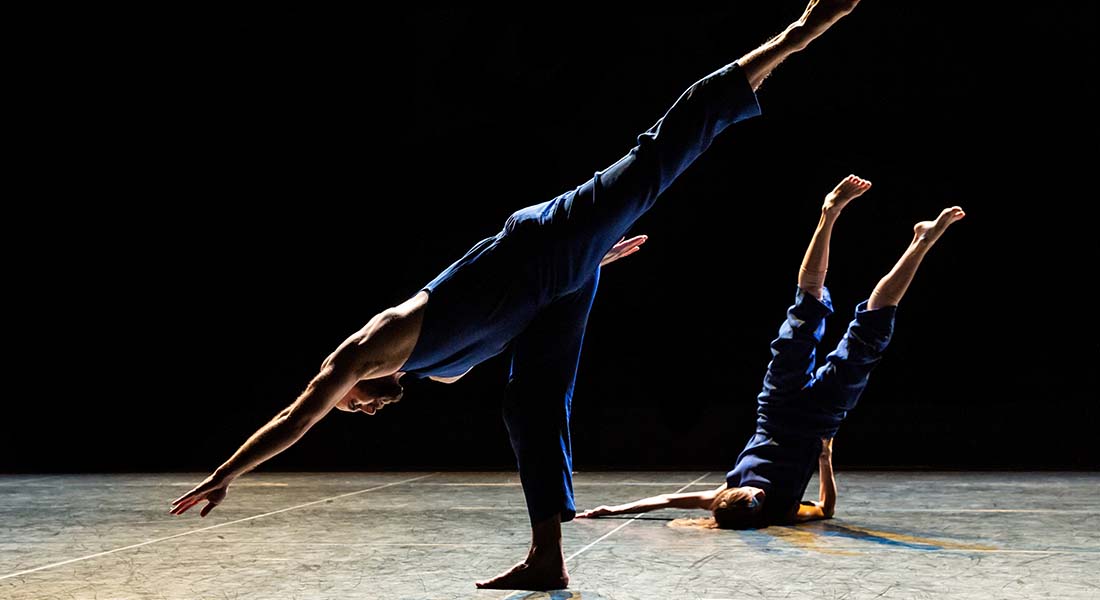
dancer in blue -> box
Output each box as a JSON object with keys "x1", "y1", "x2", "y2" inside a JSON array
[
  {"x1": 171, "y1": 1, "x2": 863, "y2": 590},
  {"x1": 577, "y1": 176, "x2": 966, "y2": 528}
]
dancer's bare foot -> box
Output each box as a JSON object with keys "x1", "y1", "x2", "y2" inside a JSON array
[
  {"x1": 791, "y1": 0, "x2": 861, "y2": 47},
  {"x1": 737, "y1": 0, "x2": 860, "y2": 90},
  {"x1": 913, "y1": 206, "x2": 966, "y2": 245},
  {"x1": 476, "y1": 516, "x2": 568, "y2": 591},
  {"x1": 474, "y1": 551, "x2": 569, "y2": 591},
  {"x1": 823, "y1": 174, "x2": 872, "y2": 213}
]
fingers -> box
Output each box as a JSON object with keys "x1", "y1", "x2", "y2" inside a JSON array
[
  {"x1": 171, "y1": 481, "x2": 226, "y2": 516},
  {"x1": 169, "y1": 495, "x2": 201, "y2": 515},
  {"x1": 199, "y1": 500, "x2": 219, "y2": 517},
  {"x1": 171, "y1": 490, "x2": 197, "y2": 509},
  {"x1": 171, "y1": 488, "x2": 227, "y2": 516},
  {"x1": 618, "y1": 235, "x2": 647, "y2": 251}
]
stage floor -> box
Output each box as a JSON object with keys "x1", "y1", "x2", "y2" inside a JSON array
[{"x1": 1, "y1": 471, "x2": 1097, "y2": 599}]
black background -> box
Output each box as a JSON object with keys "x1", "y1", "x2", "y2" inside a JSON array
[{"x1": 6, "y1": 3, "x2": 1097, "y2": 473}]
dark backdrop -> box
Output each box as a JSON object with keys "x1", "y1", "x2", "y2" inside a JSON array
[{"x1": 6, "y1": 3, "x2": 1097, "y2": 473}]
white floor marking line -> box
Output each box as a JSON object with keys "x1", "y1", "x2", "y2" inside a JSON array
[
  {"x1": 565, "y1": 472, "x2": 711, "y2": 564},
  {"x1": 854, "y1": 508, "x2": 1099, "y2": 514},
  {"x1": 495, "y1": 474, "x2": 714, "y2": 599},
  {"x1": 0, "y1": 475, "x2": 62, "y2": 485},
  {"x1": 0, "y1": 472, "x2": 437, "y2": 581}
]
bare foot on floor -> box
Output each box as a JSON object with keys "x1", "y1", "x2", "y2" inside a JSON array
[
  {"x1": 475, "y1": 556, "x2": 569, "y2": 591},
  {"x1": 824, "y1": 174, "x2": 872, "y2": 212},
  {"x1": 913, "y1": 206, "x2": 966, "y2": 244}
]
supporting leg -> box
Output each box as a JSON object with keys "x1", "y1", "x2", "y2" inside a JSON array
[{"x1": 475, "y1": 274, "x2": 599, "y2": 591}]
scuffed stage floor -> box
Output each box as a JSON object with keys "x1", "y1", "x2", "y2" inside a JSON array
[{"x1": 2, "y1": 471, "x2": 1097, "y2": 599}]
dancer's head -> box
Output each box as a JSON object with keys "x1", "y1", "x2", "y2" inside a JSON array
[
  {"x1": 711, "y1": 486, "x2": 766, "y2": 529},
  {"x1": 335, "y1": 372, "x2": 405, "y2": 414}
]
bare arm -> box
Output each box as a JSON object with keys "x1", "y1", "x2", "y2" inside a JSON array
[
  {"x1": 171, "y1": 295, "x2": 428, "y2": 517},
  {"x1": 817, "y1": 437, "x2": 837, "y2": 516},
  {"x1": 577, "y1": 485, "x2": 724, "y2": 518},
  {"x1": 216, "y1": 365, "x2": 356, "y2": 479},
  {"x1": 795, "y1": 437, "x2": 837, "y2": 522},
  {"x1": 170, "y1": 363, "x2": 359, "y2": 516}
]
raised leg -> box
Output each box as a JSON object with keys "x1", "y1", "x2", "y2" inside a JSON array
[
  {"x1": 799, "y1": 174, "x2": 873, "y2": 299},
  {"x1": 810, "y1": 206, "x2": 966, "y2": 437},
  {"x1": 509, "y1": 0, "x2": 863, "y2": 296},
  {"x1": 738, "y1": 0, "x2": 861, "y2": 90},
  {"x1": 868, "y1": 206, "x2": 966, "y2": 309}
]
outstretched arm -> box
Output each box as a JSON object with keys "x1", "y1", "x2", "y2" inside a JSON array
[
  {"x1": 795, "y1": 437, "x2": 837, "y2": 522},
  {"x1": 171, "y1": 294, "x2": 427, "y2": 517},
  {"x1": 170, "y1": 361, "x2": 363, "y2": 517},
  {"x1": 577, "y1": 485, "x2": 724, "y2": 518}
]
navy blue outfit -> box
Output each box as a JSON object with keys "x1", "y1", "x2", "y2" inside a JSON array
[
  {"x1": 400, "y1": 62, "x2": 762, "y2": 524},
  {"x1": 726, "y1": 286, "x2": 896, "y2": 524}
]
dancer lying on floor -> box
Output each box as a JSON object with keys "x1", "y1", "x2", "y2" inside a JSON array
[{"x1": 578, "y1": 175, "x2": 965, "y2": 528}]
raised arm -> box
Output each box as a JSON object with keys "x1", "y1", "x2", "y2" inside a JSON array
[
  {"x1": 795, "y1": 437, "x2": 836, "y2": 522},
  {"x1": 577, "y1": 485, "x2": 724, "y2": 518}
]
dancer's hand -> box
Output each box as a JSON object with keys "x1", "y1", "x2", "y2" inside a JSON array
[
  {"x1": 170, "y1": 473, "x2": 232, "y2": 517},
  {"x1": 576, "y1": 505, "x2": 614, "y2": 518},
  {"x1": 600, "y1": 235, "x2": 648, "y2": 267}
]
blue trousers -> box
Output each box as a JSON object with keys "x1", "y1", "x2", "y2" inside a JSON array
[
  {"x1": 403, "y1": 63, "x2": 762, "y2": 523},
  {"x1": 757, "y1": 286, "x2": 898, "y2": 440}
]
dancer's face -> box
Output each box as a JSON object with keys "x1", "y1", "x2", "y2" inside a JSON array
[{"x1": 336, "y1": 373, "x2": 405, "y2": 414}]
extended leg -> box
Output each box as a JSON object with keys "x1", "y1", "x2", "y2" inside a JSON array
[
  {"x1": 811, "y1": 207, "x2": 966, "y2": 436},
  {"x1": 868, "y1": 206, "x2": 967, "y2": 309},
  {"x1": 799, "y1": 174, "x2": 873, "y2": 299},
  {"x1": 511, "y1": 0, "x2": 863, "y2": 295},
  {"x1": 756, "y1": 175, "x2": 869, "y2": 434},
  {"x1": 738, "y1": 0, "x2": 861, "y2": 90}
]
